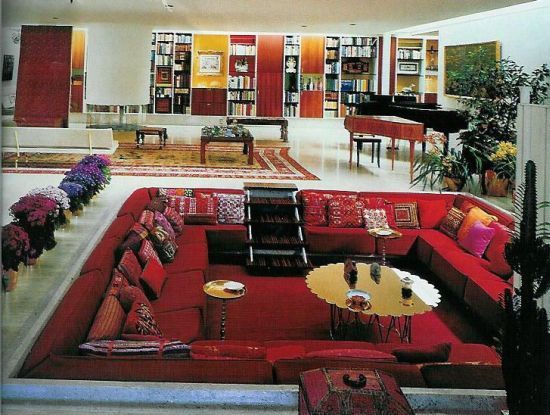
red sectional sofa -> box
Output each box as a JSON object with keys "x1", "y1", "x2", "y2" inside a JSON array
[{"x1": 19, "y1": 187, "x2": 511, "y2": 389}]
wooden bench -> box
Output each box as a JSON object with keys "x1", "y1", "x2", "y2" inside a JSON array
[
  {"x1": 2, "y1": 126, "x2": 118, "y2": 166},
  {"x1": 226, "y1": 117, "x2": 288, "y2": 142},
  {"x1": 135, "y1": 127, "x2": 168, "y2": 149}
]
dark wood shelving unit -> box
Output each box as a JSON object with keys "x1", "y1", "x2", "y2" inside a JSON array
[{"x1": 244, "y1": 183, "x2": 312, "y2": 275}]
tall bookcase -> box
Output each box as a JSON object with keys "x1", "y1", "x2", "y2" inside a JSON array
[
  {"x1": 228, "y1": 35, "x2": 257, "y2": 116},
  {"x1": 395, "y1": 38, "x2": 423, "y2": 99},
  {"x1": 283, "y1": 35, "x2": 300, "y2": 117},
  {"x1": 424, "y1": 39, "x2": 439, "y2": 103},
  {"x1": 340, "y1": 36, "x2": 378, "y2": 116},
  {"x1": 149, "y1": 32, "x2": 193, "y2": 114},
  {"x1": 324, "y1": 36, "x2": 340, "y2": 118}
]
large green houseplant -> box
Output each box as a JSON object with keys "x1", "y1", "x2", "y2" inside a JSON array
[{"x1": 502, "y1": 160, "x2": 550, "y2": 415}]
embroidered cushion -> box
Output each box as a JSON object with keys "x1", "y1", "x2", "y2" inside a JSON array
[
  {"x1": 457, "y1": 206, "x2": 498, "y2": 241},
  {"x1": 163, "y1": 207, "x2": 183, "y2": 235},
  {"x1": 158, "y1": 188, "x2": 194, "y2": 197},
  {"x1": 214, "y1": 193, "x2": 245, "y2": 224},
  {"x1": 146, "y1": 197, "x2": 167, "y2": 213},
  {"x1": 366, "y1": 198, "x2": 397, "y2": 228},
  {"x1": 302, "y1": 192, "x2": 334, "y2": 226},
  {"x1": 482, "y1": 222, "x2": 513, "y2": 279},
  {"x1": 138, "y1": 239, "x2": 161, "y2": 267},
  {"x1": 138, "y1": 210, "x2": 155, "y2": 232},
  {"x1": 149, "y1": 226, "x2": 177, "y2": 263},
  {"x1": 118, "y1": 285, "x2": 150, "y2": 313},
  {"x1": 327, "y1": 197, "x2": 365, "y2": 228},
  {"x1": 117, "y1": 249, "x2": 143, "y2": 286},
  {"x1": 393, "y1": 202, "x2": 420, "y2": 229},
  {"x1": 79, "y1": 339, "x2": 190, "y2": 358},
  {"x1": 168, "y1": 195, "x2": 218, "y2": 225},
  {"x1": 119, "y1": 223, "x2": 149, "y2": 253},
  {"x1": 106, "y1": 268, "x2": 130, "y2": 297},
  {"x1": 439, "y1": 207, "x2": 466, "y2": 239},
  {"x1": 123, "y1": 300, "x2": 163, "y2": 337},
  {"x1": 139, "y1": 257, "x2": 167, "y2": 300},
  {"x1": 458, "y1": 220, "x2": 497, "y2": 258},
  {"x1": 86, "y1": 295, "x2": 126, "y2": 341},
  {"x1": 363, "y1": 208, "x2": 389, "y2": 230},
  {"x1": 154, "y1": 211, "x2": 176, "y2": 241}
]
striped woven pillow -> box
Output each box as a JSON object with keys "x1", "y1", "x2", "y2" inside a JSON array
[{"x1": 79, "y1": 339, "x2": 190, "y2": 358}]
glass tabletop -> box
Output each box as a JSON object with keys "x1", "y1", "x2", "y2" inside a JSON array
[{"x1": 306, "y1": 263, "x2": 440, "y2": 317}]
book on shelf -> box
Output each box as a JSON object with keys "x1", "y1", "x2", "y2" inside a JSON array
[
  {"x1": 398, "y1": 48, "x2": 422, "y2": 60},
  {"x1": 285, "y1": 35, "x2": 300, "y2": 45},
  {"x1": 284, "y1": 104, "x2": 298, "y2": 117},
  {"x1": 342, "y1": 60, "x2": 370, "y2": 74},
  {"x1": 228, "y1": 75, "x2": 256, "y2": 90},
  {"x1": 340, "y1": 79, "x2": 372, "y2": 93},
  {"x1": 341, "y1": 37, "x2": 375, "y2": 46},
  {"x1": 341, "y1": 91, "x2": 370, "y2": 104},
  {"x1": 325, "y1": 62, "x2": 340, "y2": 74},
  {"x1": 326, "y1": 50, "x2": 339, "y2": 60},
  {"x1": 230, "y1": 44, "x2": 256, "y2": 56},
  {"x1": 175, "y1": 34, "x2": 192, "y2": 44},
  {"x1": 284, "y1": 45, "x2": 300, "y2": 56},
  {"x1": 284, "y1": 92, "x2": 299, "y2": 103},
  {"x1": 228, "y1": 90, "x2": 256, "y2": 101},
  {"x1": 229, "y1": 102, "x2": 256, "y2": 116},
  {"x1": 155, "y1": 87, "x2": 173, "y2": 98},
  {"x1": 155, "y1": 55, "x2": 173, "y2": 66},
  {"x1": 157, "y1": 33, "x2": 174, "y2": 42},
  {"x1": 325, "y1": 78, "x2": 338, "y2": 91},
  {"x1": 324, "y1": 91, "x2": 338, "y2": 102},
  {"x1": 156, "y1": 42, "x2": 173, "y2": 55},
  {"x1": 341, "y1": 46, "x2": 376, "y2": 58},
  {"x1": 326, "y1": 37, "x2": 340, "y2": 48}
]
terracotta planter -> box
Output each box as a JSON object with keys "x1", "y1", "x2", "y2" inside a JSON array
[
  {"x1": 26, "y1": 257, "x2": 38, "y2": 266},
  {"x1": 442, "y1": 176, "x2": 465, "y2": 192},
  {"x1": 63, "y1": 209, "x2": 72, "y2": 221},
  {"x1": 485, "y1": 170, "x2": 510, "y2": 197},
  {"x1": 2, "y1": 269, "x2": 18, "y2": 292}
]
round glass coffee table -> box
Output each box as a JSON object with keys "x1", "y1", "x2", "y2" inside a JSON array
[
  {"x1": 203, "y1": 280, "x2": 246, "y2": 340},
  {"x1": 306, "y1": 262, "x2": 440, "y2": 342}
]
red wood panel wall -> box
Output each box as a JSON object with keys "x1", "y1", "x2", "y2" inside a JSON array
[
  {"x1": 300, "y1": 91, "x2": 323, "y2": 118},
  {"x1": 191, "y1": 88, "x2": 227, "y2": 115},
  {"x1": 256, "y1": 35, "x2": 283, "y2": 117},
  {"x1": 15, "y1": 25, "x2": 72, "y2": 127},
  {"x1": 389, "y1": 37, "x2": 397, "y2": 95},
  {"x1": 300, "y1": 36, "x2": 324, "y2": 74}
]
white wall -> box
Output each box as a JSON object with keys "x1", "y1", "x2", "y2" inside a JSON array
[{"x1": 2, "y1": 27, "x2": 22, "y2": 112}]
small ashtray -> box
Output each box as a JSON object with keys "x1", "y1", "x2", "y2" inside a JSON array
[
  {"x1": 223, "y1": 281, "x2": 244, "y2": 291},
  {"x1": 376, "y1": 229, "x2": 393, "y2": 236}
]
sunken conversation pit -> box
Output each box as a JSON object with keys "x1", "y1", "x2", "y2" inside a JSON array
[{"x1": 18, "y1": 187, "x2": 513, "y2": 390}]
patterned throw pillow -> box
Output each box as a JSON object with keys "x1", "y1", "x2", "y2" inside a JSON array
[
  {"x1": 439, "y1": 207, "x2": 466, "y2": 239},
  {"x1": 327, "y1": 197, "x2": 365, "y2": 228},
  {"x1": 363, "y1": 208, "x2": 389, "y2": 230},
  {"x1": 118, "y1": 285, "x2": 150, "y2": 313},
  {"x1": 117, "y1": 249, "x2": 143, "y2": 286},
  {"x1": 86, "y1": 295, "x2": 126, "y2": 341},
  {"x1": 393, "y1": 202, "x2": 420, "y2": 229},
  {"x1": 138, "y1": 210, "x2": 155, "y2": 232},
  {"x1": 154, "y1": 211, "x2": 176, "y2": 241},
  {"x1": 302, "y1": 192, "x2": 334, "y2": 226},
  {"x1": 123, "y1": 300, "x2": 163, "y2": 337},
  {"x1": 168, "y1": 195, "x2": 218, "y2": 225},
  {"x1": 163, "y1": 207, "x2": 183, "y2": 235},
  {"x1": 214, "y1": 193, "x2": 245, "y2": 224},
  {"x1": 119, "y1": 223, "x2": 149, "y2": 253},
  {"x1": 138, "y1": 239, "x2": 161, "y2": 267},
  {"x1": 149, "y1": 226, "x2": 177, "y2": 263},
  {"x1": 79, "y1": 339, "x2": 191, "y2": 358},
  {"x1": 106, "y1": 268, "x2": 130, "y2": 297},
  {"x1": 147, "y1": 197, "x2": 167, "y2": 213},
  {"x1": 158, "y1": 188, "x2": 194, "y2": 197}
]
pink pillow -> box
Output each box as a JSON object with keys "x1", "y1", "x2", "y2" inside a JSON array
[
  {"x1": 458, "y1": 220, "x2": 496, "y2": 258},
  {"x1": 482, "y1": 222, "x2": 513, "y2": 279}
]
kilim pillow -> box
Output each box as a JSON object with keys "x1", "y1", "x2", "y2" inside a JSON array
[
  {"x1": 457, "y1": 206, "x2": 498, "y2": 241},
  {"x1": 301, "y1": 192, "x2": 334, "y2": 226},
  {"x1": 154, "y1": 211, "x2": 176, "y2": 241},
  {"x1": 106, "y1": 268, "x2": 130, "y2": 297},
  {"x1": 118, "y1": 285, "x2": 150, "y2": 313},
  {"x1": 117, "y1": 249, "x2": 143, "y2": 286},
  {"x1": 168, "y1": 195, "x2": 218, "y2": 225},
  {"x1": 138, "y1": 239, "x2": 161, "y2": 267},
  {"x1": 149, "y1": 226, "x2": 177, "y2": 263},
  {"x1": 139, "y1": 257, "x2": 167, "y2": 300},
  {"x1": 138, "y1": 210, "x2": 155, "y2": 232},
  {"x1": 439, "y1": 207, "x2": 466, "y2": 239},
  {"x1": 123, "y1": 300, "x2": 163, "y2": 337},
  {"x1": 214, "y1": 193, "x2": 245, "y2": 224},
  {"x1": 327, "y1": 197, "x2": 365, "y2": 228},
  {"x1": 86, "y1": 295, "x2": 126, "y2": 341},
  {"x1": 79, "y1": 339, "x2": 190, "y2": 358},
  {"x1": 393, "y1": 202, "x2": 420, "y2": 229},
  {"x1": 158, "y1": 188, "x2": 194, "y2": 197},
  {"x1": 363, "y1": 208, "x2": 389, "y2": 230},
  {"x1": 146, "y1": 197, "x2": 167, "y2": 213},
  {"x1": 119, "y1": 223, "x2": 149, "y2": 254},
  {"x1": 163, "y1": 207, "x2": 183, "y2": 235}
]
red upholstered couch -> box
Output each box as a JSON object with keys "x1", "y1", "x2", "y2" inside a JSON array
[{"x1": 19, "y1": 187, "x2": 510, "y2": 389}]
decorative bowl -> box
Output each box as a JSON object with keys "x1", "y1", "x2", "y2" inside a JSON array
[{"x1": 224, "y1": 281, "x2": 244, "y2": 291}]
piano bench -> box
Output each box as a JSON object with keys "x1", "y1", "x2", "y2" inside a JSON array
[{"x1": 353, "y1": 136, "x2": 382, "y2": 168}]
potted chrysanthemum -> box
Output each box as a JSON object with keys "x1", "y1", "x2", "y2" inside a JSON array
[{"x1": 2, "y1": 223, "x2": 31, "y2": 291}]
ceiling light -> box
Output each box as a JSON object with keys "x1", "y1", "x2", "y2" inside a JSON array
[
  {"x1": 349, "y1": 23, "x2": 356, "y2": 26},
  {"x1": 161, "y1": 0, "x2": 174, "y2": 11},
  {"x1": 52, "y1": 17, "x2": 59, "y2": 20},
  {"x1": 301, "y1": 25, "x2": 308, "y2": 28}
]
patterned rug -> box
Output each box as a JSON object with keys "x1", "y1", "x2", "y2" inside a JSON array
[{"x1": 2, "y1": 142, "x2": 319, "y2": 181}]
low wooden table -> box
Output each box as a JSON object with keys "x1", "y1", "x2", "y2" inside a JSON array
[
  {"x1": 200, "y1": 133, "x2": 254, "y2": 165},
  {"x1": 226, "y1": 116, "x2": 288, "y2": 142},
  {"x1": 135, "y1": 127, "x2": 168, "y2": 149}
]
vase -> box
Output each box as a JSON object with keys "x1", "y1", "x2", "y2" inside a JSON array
[
  {"x1": 2, "y1": 269, "x2": 18, "y2": 291},
  {"x1": 485, "y1": 170, "x2": 510, "y2": 197},
  {"x1": 442, "y1": 176, "x2": 465, "y2": 192}
]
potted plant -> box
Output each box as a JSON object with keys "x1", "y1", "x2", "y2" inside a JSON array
[
  {"x1": 412, "y1": 132, "x2": 471, "y2": 191},
  {"x1": 486, "y1": 141, "x2": 517, "y2": 197},
  {"x1": 1, "y1": 223, "x2": 31, "y2": 291},
  {"x1": 58, "y1": 182, "x2": 85, "y2": 214},
  {"x1": 502, "y1": 160, "x2": 550, "y2": 415},
  {"x1": 27, "y1": 186, "x2": 71, "y2": 227}
]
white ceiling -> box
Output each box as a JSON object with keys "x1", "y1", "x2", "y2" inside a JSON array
[{"x1": 2, "y1": 0, "x2": 534, "y2": 35}]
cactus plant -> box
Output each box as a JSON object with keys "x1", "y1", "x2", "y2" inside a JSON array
[{"x1": 502, "y1": 160, "x2": 550, "y2": 414}]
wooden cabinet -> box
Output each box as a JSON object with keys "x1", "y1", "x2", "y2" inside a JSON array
[
  {"x1": 300, "y1": 36, "x2": 324, "y2": 74},
  {"x1": 300, "y1": 91, "x2": 323, "y2": 118},
  {"x1": 191, "y1": 88, "x2": 227, "y2": 115},
  {"x1": 256, "y1": 35, "x2": 283, "y2": 117}
]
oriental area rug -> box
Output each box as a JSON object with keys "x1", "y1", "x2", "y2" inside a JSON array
[{"x1": 2, "y1": 142, "x2": 319, "y2": 181}]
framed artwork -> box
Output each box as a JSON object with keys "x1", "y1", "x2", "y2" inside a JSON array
[
  {"x1": 156, "y1": 67, "x2": 172, "y2": 84},
  {"x1": 2, "y1": 55, "x2": 14, "y2": 81},
  {"x1": 444, "y1": 40, "x2": 501, "y2": 96},
  {"x1": 398, "y1": 62, "x2": 419, "y2": 74},
  {"x1": 198, "y1": 51, "x2": 223, "y2": 75}
]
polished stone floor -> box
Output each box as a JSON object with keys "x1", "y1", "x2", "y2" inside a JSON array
[{"x1": 1, "y1": 120, "x2": 511, "y2": 414}]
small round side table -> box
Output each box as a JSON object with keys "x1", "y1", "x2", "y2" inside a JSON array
[
  {"x1": 203, "y1": 280, "x2": 246, "y2": 340},
  {"x1": 368, "y1": 228, "x2": 403, "y2": 266}
]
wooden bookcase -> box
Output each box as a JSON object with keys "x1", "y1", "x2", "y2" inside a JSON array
[
  {"x1": 424, "y1": 39, "x2": 439, "y2": 103},
  {"x1": 300, "y1": 35, "x2": 324, "y2": 118},
  {"x1": 173, "y1": 33, "x2": 192, "y2": 114},
  {"x1": 283, "y1": 35, "x2": 301, "y2": 117},
  {"x1": 340, "y1": 36, "x2": 378, "y2": 116},
  {"x1": 324, "y1": 36, "x2": 340, "y2": 118},
  {"x1": 395, "y1": 38, "x2": 423, "y2": 100},
  {"x1": 228, "y1": 34, "x2": 257, "y2": 116}
]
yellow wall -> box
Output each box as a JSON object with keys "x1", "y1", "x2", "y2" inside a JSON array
[{"x1": 192, "y1": 34, "x2": 229, "y2": 88}]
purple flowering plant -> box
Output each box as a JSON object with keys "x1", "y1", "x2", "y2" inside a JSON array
[
  {"x1": 10, "y1": 195, "x2": 58, "y2": 228},
  {"x1": 2, "y1": 223, "x2": 31, "y2": 271},
  {"x1": 58, "y1": 182, "x2": 85, "y2": 212}
]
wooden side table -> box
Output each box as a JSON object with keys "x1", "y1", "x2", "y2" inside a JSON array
[
  {"x1": 203, "y1": 280, "x2": 246, "y2": 340},
  {"x1": 136, "y1": 127, "x2": 168, "y2": 149},
  {"x1": 368, "y1": 228, "x2": 403, "y2": 266}
]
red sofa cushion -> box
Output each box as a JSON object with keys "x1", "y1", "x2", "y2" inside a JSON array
[
  {"x1": 118, "y1": 285, "x2": 150, "y2": 313},
  {"x1": 420, "y1": 363, "x2": 504, "y2": 389},
  {"x1": 176, "y1": 226, "x2": 208, "y2": 245},
  {"x1": 151, "y1": 270, "x2": 206, "y2": 313},
  {"x1": 123, "y1": 301, "x2": 163, "y2": 337},
  {"x1": 80, "y1": 236, "x2": 119, "y2": 277},
  {"x1": 137, "y1": 239, "x2": 161, "y2": 267},
  {"x1": 138, "y1": 210, "x2": 155, "y2": 232},
  {"x1": 327, "y1": 197, "x2": 364, "y2": 228},
  {"x1": 139, "y1": 257, "x2": 167, "y2": 300},
  {"x1": 103, "y1": 214, "x2": 135, "y2": 242},
  {"x1": 482, "y1": 222, "x2": 513, "y2": 278},
  {"x1": 392, "y1": 343, "x2": 451, "y2": 363},
  {"x1": 117, "y1": 188, "x2": 151, "y2": 221},
  {"x1": 86, "y1": 295, "x2": 126, "y2": 341},
  {"x1": 154, "y1": 307, "x2": 203, "y2": 343},
  {"x1": 377, "y1": 228, "x2": 422, "y2": 256},
  {"x1": 417, "y1": 199, "x2": 448, "y2": 229},
  {"x1": 117, "y1": 249, "x2": 143, "y2": 286},
  {"x1": 164, "y1": 242, "x2": 209, "y2": 275},
  {"x1": 304, "y1": 226, "x2": 375, "y2": 254},
  {"x1": 306, "y1": 348, "x2": 397, "y2": 361},
  {"x1": 301, "y1": 191, "x2": 335, "y2": 226}
]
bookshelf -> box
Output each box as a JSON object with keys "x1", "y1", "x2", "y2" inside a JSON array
[
  {"x1": 283, "y1": 35, "x2": 300, "y2": 117},
  {"x1": 228, "y1": 34, "x2": 257, "y2": 116},
  {"x1": 149, "y1": 32, "x2": 193, "y2": 114},
  {"x1": 324, "y1": 36, "x2": 340, "y2": 118},
  {"x1": 340, "y1": 36, "x2": 377, "y2": 116},
  {"x1": 395, "y1": 38, "x2": 423, "y2": 100},
  {"x1": 300, "y1": 36, "x2": 324, "y2": 118},
  {"x1": 424, "y1": 39, "x2": 439, "y2": 103}
]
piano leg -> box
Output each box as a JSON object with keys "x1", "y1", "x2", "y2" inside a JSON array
[
  {"x1": 409, "y1": 141, "x2": 416, "y2": 182},
  {"x1": 349, "y1": 132, "x2": 354, "y2": 168},
  {"x1": 391, "y1": 138, "x2": 396, "y2": 171}
]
